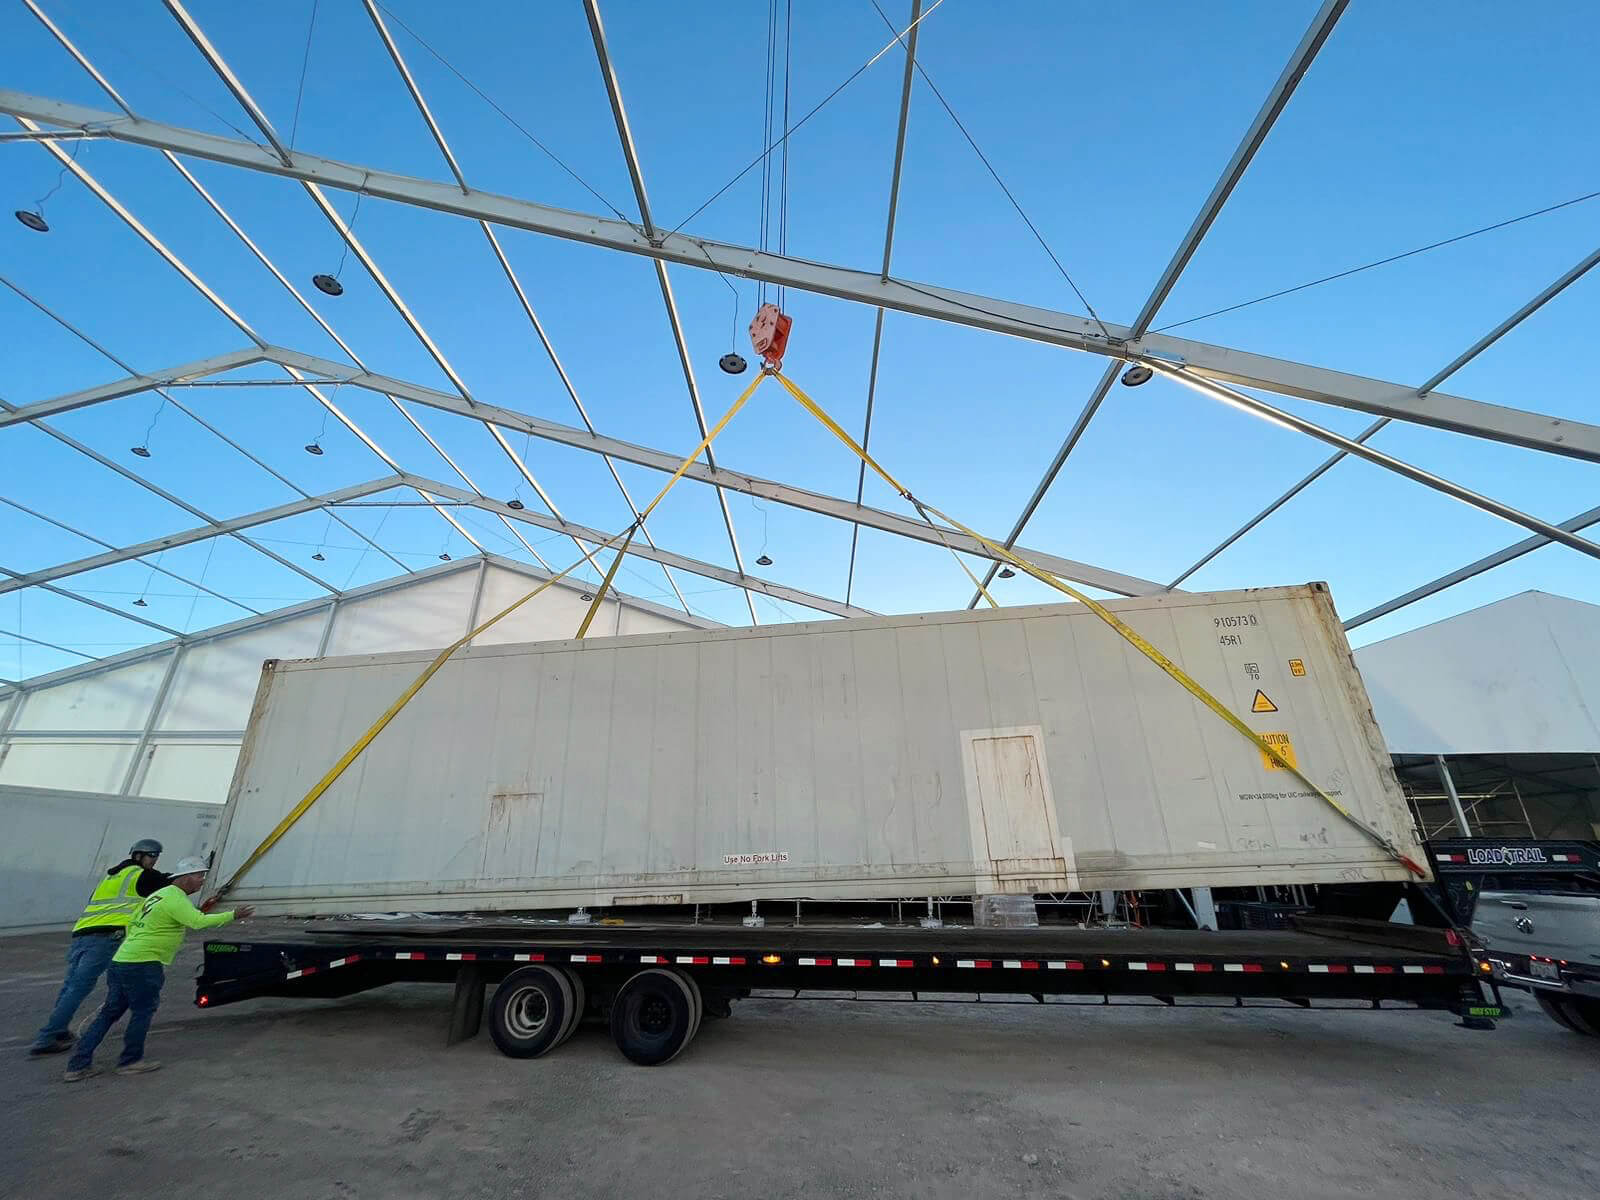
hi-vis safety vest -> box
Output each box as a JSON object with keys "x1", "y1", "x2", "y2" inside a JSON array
[{"x1": 72, "y1": 865, "x2": 144, "y2": 932}]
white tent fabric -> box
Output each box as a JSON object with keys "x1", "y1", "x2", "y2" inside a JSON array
[{"x1": 1356, "y1": 591, "x2": 1600, "y2": 755}]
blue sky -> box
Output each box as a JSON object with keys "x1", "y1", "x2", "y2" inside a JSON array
[{"x1": 2, "y1": 0, "x2": 1598, "y2": 681}]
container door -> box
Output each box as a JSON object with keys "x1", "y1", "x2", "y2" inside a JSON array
[{"x1": 970, "y1": 732, "x2": 1059, "y2": 872}]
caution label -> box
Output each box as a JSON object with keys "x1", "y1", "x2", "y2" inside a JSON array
[
  {"x1": 1251, "y1": 689, "x2": 1278, "y2": 713},
  {"x1": 1258, "y1": 732, "x2": 1297, "y2": 771},
  {"x1": 1288, "y1": 659, "x2": 1306, "y2": 677}
]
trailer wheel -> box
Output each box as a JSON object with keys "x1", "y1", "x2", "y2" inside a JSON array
[
  {"x1": 555, "y1": 967, "x2": 587, "y2": 1046},
  {"x1": 1535, "y1": 991, "x2": 1584, "y2": 1033},
  {"x1": 1559, "y1": 995, "x2": 1600, "y2": 1037},
  {"x1": 609, "y1": 968, "x2": 700, "y2": 1066},
  {"x1": 489, "y1": 966, "x2": 572, "y2": 1059}
]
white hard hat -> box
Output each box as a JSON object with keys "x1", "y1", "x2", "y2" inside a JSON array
[{"x1": 171, "y1": 856, "x2": 210, "y2": 877}]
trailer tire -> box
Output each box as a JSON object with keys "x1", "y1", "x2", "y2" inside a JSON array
[
  {"x1": 1559, "y1": 995, "x2": 1600, "y2": 1037},
  {"x1": 609, "y1": 968, "x2": 700, "y2": 1066},
  {"x1": 1534, "y1": 991, "x2": 1584, "y2": 1033},
  {"x1": 555, "y1": 967, "x2": 587, "y2": 1046},
  {"x1": 488, "y1": 966, "x2": 572, "y2": 1059}
]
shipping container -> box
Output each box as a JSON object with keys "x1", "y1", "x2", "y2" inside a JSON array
[{"x1": 210, "y1": 583, "x2": 1424, "y2": 915}]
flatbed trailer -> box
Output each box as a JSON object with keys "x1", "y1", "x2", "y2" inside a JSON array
[{"x1": 197, "y1": 913, "x2": 1501, "y2": 1065}]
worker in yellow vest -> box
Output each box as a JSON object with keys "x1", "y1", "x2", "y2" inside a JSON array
[
  {"x1": 28, "y1": 838, "x2": 173, "y2": 1056},
  {"x1": 63, "y1": 856, "x2": 252, "y2": 1081}
]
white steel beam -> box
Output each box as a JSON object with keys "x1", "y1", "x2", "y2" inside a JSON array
[
  {"x1": 967, "y1": 0, "x2": 1348, "y2": 606},
  {"x1": 5, "y1": 92, "x2": 1588, "y2": 462},
  {"x1": 157, "y1": 1, "x2": 578, "y2": 572},
  {"x1": 402, "y1": 476, "x2": 874, "y2": 619},
  {"x1": 8, "y1": 108, "x2": 486, "y2": 567},
  {"x1": 266, "y1": 346, "x2": 1164, "y2": 595},
  {"x1": 0, "y1": 395, "x2": 342, "y2": 596},
  {"x1": 360, "y1": 0, "x2": 692, "y2": 615},
  {"x1": 0, "y1": 476, "x2": 406, "y2": 597},
  {"x1": 847, "y1": 0, "x2": 922, "y2": 607},
  {"x1": 0, "y1": 347, "x2": 264, "y2": 429},
  {"x1": 583, "y1": 0, "x2": 757, "y2": 624},
  {"x1": 1344, "y1": 502, "x2": 1600, "y2": 631},
  {"x1": 1153, "y1": 363, "x2": 1600, "y2": 563},
  {"x1": 0, "y1": 276, "x2": 413, "y2": 580},
  {"x1": 0, "y1": 566, "x2": 186, "y2": 638},
  {"x1": 2, "y1": 489, "x2": 258, "y2": 616},
  {"x1": 1170, "y1": 242, "x2": 1600, "y2": 589}
]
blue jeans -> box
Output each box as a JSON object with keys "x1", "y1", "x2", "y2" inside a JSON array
[
  {"x1": 33, "y1": 934, "x2": 120, "y2": 1049},
  {"x1": 67, "y1": 961, "x2": 165, "y2": 1071}
]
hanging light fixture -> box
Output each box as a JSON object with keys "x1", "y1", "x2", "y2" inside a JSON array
[
  {"x1": 998, "y1": 567, "x2": 1016, "y2": 579},
  {"x1": 304, "y1": 442, "x2": 324, "y2": 456},
  {"x1": 1119, "y1": 364, "x2": 1153, "y2": 387},
  {"x1": 130, "y1": 445, "x2": 152, "y2": 458},
  {"x1": 756, "y1": 554, "x2": 773, "y2": 567},
  {"x1": 506, "y1": 498, "x2": 525, "y2": 510},
  {"x1": 312, "y1": 273, "x2": 344, "y2": 297},
  {"x1": 14, "y1": 209, "x2": 48, "y2": 233}
]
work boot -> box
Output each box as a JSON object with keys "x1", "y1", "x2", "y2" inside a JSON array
[
  {"x1": 28, "y1": 1033, "x2": 74, "y2": 1056},
  {"x1": 117, "y1": 1059, "x2": 162, "y2": 1075},
  {"x1": 61, "y1": 1067, "x2": 101, "y2": 1082}
]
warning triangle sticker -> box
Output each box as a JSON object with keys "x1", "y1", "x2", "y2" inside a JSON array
[{"x1": 1251, "y1": 690, "x2": 1278, "y2": 713}]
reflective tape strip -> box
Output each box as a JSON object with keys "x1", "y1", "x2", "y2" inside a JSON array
[
  {"x1": 676, "y1": 956, "x2": 709, "y2": 965},
  {"x1": 712, "y1": 956, "x2": 746, "y2": 965},
  {"x1": 394, "y1": 952, "x2": 424, "y2": 961},
  {"x1": 1309, "y1": 965, "x2": 1330, "y2": 973},
  {"x1": 1048, "y1": 961, "x2": 1084, "y2": 970},
  {"x1": 639, "y1": 955, "x2": 667, "y2": 964},
  {"x1": 1424, "y1": 965, "x2": 1444, "y2": 975},
  {"x1": 445, "y1": 953, "x2": 476, "y2": 961},
  {"x1": 513, "y1": 953, "x2": 544, "y2": 962},
  {"x1": 1002, "y1": 960, "x2": 1040, "y2": 970},
  {"x1": 1354, "y1": 965, "x2": 1375, "y2": 974},
  {"x1": 286, "y1": 967, "x2": 317, "y2": 979},
  {"x1": 879, "y1": 959, "x2": 913, "y2": 968},
  {"x1": 1130, "y1": 962, "x2": 1168, "y2": 972},
  {"x1": 956, "y1": 960, "x2": 992, "y2": 969},
  {"x1": 1402, "y1": 965, "x2": 1425, "y2": 975},
  {"x1": 837, "y1": 958, "x2": 871, "y2": 967},
  {"x1": 1223, "y1": 964, "x2": 1245, "y2": 973},
  {"x1": 570, "y1": 954, "x2": 601, "y2": 964},
  {"x1": 798, "y1": 957, "x2": 832, "y2": 967},
  {"x1": 1374, "y1": 965, "x2": 1396, "y2": 974}
]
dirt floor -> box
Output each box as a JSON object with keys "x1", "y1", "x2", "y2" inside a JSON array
[{"x1": 4, "y1": 930, "x2": 1595, "y2": 1200}]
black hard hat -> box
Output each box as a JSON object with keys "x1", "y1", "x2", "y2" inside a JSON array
[{"x1": 129, "y1": 839, "x2": 163, "y2": 857}]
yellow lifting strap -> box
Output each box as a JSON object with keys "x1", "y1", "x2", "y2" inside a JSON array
[
  {"x1": 574, "y1": 526, "x2": 638, "y2": 639},
  {"x1": 215, "y1": 370, "x2": 773, "y2": 898},
  {"x1": 771, "y1": 370, "x2": 1425, "y2": 878}
]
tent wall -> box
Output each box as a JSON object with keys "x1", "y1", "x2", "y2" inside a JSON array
[
  {"x1": 0, "y1": 560, "x2": 709, "y2": 806},
  {"x1": 0, "y1": 784, "x2": 221, "y2": 935}
]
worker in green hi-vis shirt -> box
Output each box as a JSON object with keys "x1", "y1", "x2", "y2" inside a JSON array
[{"x1": 63, "y1": 857, "x2": 254, "y2": 1082}]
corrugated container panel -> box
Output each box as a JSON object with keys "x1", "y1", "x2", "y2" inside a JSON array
[{"x1": 210, "y1": 585, "x2": 1425, "y2": 914}]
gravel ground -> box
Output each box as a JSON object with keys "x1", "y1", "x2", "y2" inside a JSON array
[{"x1": 4, "y1": 930, "x2": 1595, "y2": 1199}]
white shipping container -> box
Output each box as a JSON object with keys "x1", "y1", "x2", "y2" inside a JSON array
[{"x1": 210, "y1": 585, "x2": 1425, "y2": 915}]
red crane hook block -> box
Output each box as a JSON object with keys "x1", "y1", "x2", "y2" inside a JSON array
[{"x1": 748, "y1": 302, "x2": 793, "y2": 370}]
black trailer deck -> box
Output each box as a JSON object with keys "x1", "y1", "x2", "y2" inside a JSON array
[{"x1": 199, "y1": 913, "x2": 1495, "y2": 1026}]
